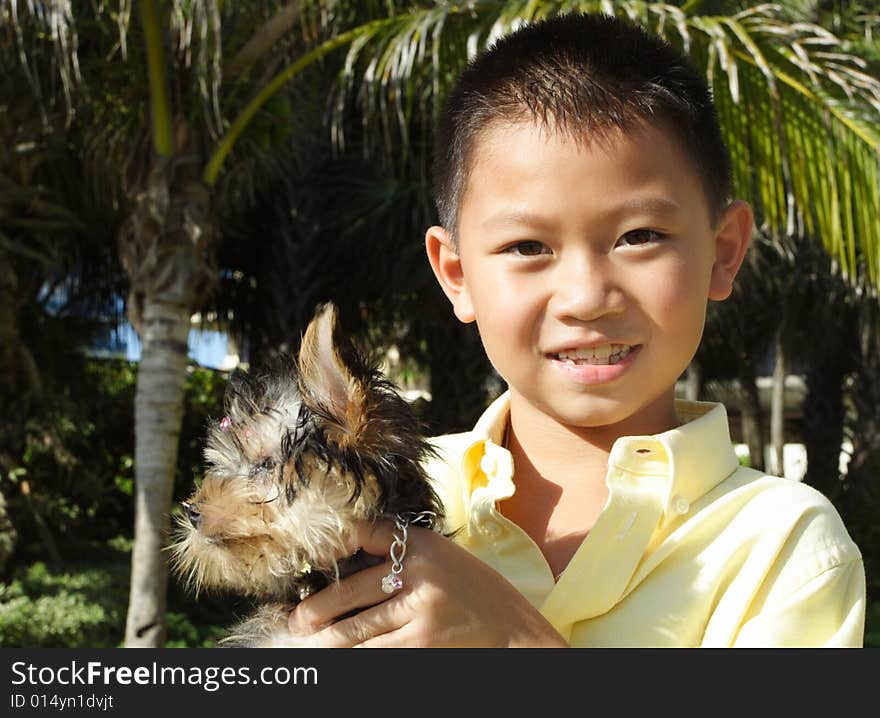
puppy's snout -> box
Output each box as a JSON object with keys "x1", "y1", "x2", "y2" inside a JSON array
[{"x1": 183, "y1": 501, "x2": 202, "y2": 529}]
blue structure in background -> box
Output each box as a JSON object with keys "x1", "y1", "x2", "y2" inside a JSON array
[
  {"x1": 109, "y1": 323, "x2": 233, "y2": 370},
  {"x1": 41, "y1": 284, "x2": 235, "y2": 371}
]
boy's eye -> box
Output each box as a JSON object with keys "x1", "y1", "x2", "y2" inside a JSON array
[
  {"x1": 616, "y1": 229, "x2": 667, "y2": 247},
  {"x1": 504, "y1": 241, "x2": 550, "y2": 256}
]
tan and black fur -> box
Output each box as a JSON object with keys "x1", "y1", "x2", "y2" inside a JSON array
[{"x1": 171, "y1": 303, "x2": 442, "y2": 647}]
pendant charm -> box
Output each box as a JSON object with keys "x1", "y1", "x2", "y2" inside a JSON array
[{"x1": 381, "y1": 573, "x2": 404, "y2": 593}]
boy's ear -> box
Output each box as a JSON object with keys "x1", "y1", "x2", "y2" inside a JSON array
[
  {"x1": 708, "y1": 200, "x2": 754, "y2": 301},
  {"x1": 425, "y1": 225, "x2": 476, "y2": 323}
]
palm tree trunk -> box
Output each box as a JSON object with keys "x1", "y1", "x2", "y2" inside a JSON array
[
  {"x1": 802, "y1": 353, "x2": 849, "y2": 499},
  {"x1": 123, "y1": 297, "x2": 190, "y2": 647},
  {"x1": 119, "y1": 153, "x2": 216, "y2": 647},
  {"x1": 683, "y1": 361, "x2": 702, "y2": 402},
  {"x1": 770, "y1": 332, "x2": 786, "y2": 477},
  {"x1": 0, "y1": 253, "x2": 18, "y2": 398},
  {"x1": 844, "y1": 319, "x2": 880, "y2": 514},
  {"x1": 0, "y1": 250, "x2": 40, "y2": 399},
  {"x1": 736, "y1": 358, "x2": 765, "y2": 472}
]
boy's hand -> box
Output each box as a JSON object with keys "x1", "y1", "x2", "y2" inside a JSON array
[{"x1": 287, "y1": 519, "x2": 568, "y2": 648}]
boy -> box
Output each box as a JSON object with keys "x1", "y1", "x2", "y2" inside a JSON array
[{"x1": 288, "y1": 12, "x2": 865, "y2": 647}]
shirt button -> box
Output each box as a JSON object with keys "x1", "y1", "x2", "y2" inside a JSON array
[
  {"x1": 671, "y1": 494, "x2": 690, "y2": 515},
  {"x1": 480, "y1": 454, "x2": 497, "y2": 476}
]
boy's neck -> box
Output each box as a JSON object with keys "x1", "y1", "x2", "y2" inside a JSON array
[
  {"x1": 505, "y1": 389, "x2": 681, "y2": 482},
  {"x1": 498, "y1": 390, "x2": 681, "y2": 578}
]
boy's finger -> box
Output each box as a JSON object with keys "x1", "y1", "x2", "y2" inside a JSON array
[
  {"x1": 347, "y1": 516, "x2": 437, "y2": 558},
  {"x1": 345, "y1": 517, "x2": 396, "y2": 557},
  {"x1": 306, "y1": 602, "x2": 408, "y2": 648},
  {"x1": 291, "y1": 517, "x2": 438, "y2": 637},
  {"x1": 288, "y1": 560, "x2": 394, "y2": 636}
]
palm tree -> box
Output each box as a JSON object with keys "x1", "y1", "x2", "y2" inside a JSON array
[
  {"x1": 0, "y1": 16, "x2": 127, "y2": 571},
  {"x1": 1, "y1": 0, "x2": 361, "y2": 646},
  {"x1": 315, "y1": 1, "x2": 880, "y2": 285}
]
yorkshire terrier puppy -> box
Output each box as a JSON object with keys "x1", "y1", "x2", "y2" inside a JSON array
[{"x1": 171, "y1": 303, "x2": 443, "y2": 647}]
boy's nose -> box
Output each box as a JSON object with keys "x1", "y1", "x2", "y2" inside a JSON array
[{"x1": 550, "y1": 258, "x2": 624, "y2": 321}]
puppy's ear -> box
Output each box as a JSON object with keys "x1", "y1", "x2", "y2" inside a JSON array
[{"x1": 297, "y1": 302, "x2": 369, "y2": 446}]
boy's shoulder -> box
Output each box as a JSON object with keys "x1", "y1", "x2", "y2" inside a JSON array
[
  {"x1": 711, "y1": 464, "x2": 862, "y2": 565},
  {"x1": 714, "y1": 462, "x2": 851, "y2": 529},
  {"x1": 705, "y1": 465, "x2": 864, "y2": 640}
]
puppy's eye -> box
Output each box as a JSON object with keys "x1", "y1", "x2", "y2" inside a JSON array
[{"x1": 251, "y1": 457, "x2": 277, "y2": 479}]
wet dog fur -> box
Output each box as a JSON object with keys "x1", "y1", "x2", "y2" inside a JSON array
[{"x1": 171, "y1": 303, "x2": 443, "y2": 647}]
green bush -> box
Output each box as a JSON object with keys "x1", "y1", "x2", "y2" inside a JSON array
[
  {"x1": 0, "y1": 560, "x2": 127, "y2": 647},
  {"x1": 0, "y1": 490, "x2": 16, "y2": 573},
  {"x1": 4, "y1": 358, "x2": 227, "y2": 564},
  {"x1": 0, "y1": 358, "x2": 255, "y2": 648},
  {"x1": 164, "y1": 611, "x2": 228, "y2": 649},
  {"x1": 0, "y1": 541, "x2": 249, "y2": 648}
]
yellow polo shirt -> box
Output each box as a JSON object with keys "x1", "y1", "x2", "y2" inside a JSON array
[{"x1": 426, "y1": 392, "x2": 866, "y2": 647}]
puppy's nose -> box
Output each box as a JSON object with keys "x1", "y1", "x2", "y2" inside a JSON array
[{"x1": 183, "y1": 502, "x2": 202, "y2": 529}]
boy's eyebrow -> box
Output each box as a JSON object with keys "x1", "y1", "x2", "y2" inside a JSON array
[
  {"x1": 615, "y1": 196, "x2": 683, "y2": 215},
  {"x1": 482, "y1": 197, "x2": 683, "y2": 230},
  {"x1": 482, "y1": 210, "x2": 556, "y2": 230}
]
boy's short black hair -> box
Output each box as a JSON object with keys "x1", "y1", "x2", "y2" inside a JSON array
[{"x1": 432, "y1": 12, "x2": 733, "y2": 239}]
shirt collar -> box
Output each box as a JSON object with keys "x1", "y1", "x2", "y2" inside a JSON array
[{"x1": 460, "y1": 390, "x2": 740, "y2": 518}]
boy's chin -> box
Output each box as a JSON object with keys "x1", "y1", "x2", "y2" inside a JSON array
[
  {"x1": 521, "y1": 391, "x2": 677, "y2": 435},
  {"x1": 552, "y1": 405, "x2": 639, "y2": 431},
  {"x1": 520, "y1": 393, "x2": 630, "y2": 427}
]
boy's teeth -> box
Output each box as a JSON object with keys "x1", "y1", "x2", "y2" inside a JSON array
[
  {"x1": 575, "y1": 345, "x2": 612, "y2": 360},
  {"x1": 555, "y1": 345, "x2": 634, "y2": 365}
]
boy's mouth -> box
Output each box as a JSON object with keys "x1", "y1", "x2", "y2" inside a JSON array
[{"x1": 549, "y1": 344, "x2": 638, "y2": 366}]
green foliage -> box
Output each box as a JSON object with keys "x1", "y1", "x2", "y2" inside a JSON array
[
  {"x1": 175, "y1": 364, "x2": 229, "y2": 498},
  {"x1": 0, "y1": 539, "x2": 253, "y2": 648},
  {"x1": 0, "y1": 560, "x2": 128, "y2": 647},
  {"x1": 164, "y1": 612, "x2": 227, "y2": 649},
  {"x1": 3, "y1": 357, "x2": 136, "y2": 556},
  {"x1": 0, "y1": 490, "x2": 16, "y2": 572},
  {"x1": 0, "y1": 358, "x2": 254, "y2": 647},
  {"x1": 4, "y1": 357, "x2": 226, "y2": 563}
]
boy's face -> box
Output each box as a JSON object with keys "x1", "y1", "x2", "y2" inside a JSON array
[{"x1": 426, "y1": 119, "x2": 752, "y2": 437}]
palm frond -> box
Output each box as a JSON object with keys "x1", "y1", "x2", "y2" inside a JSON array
[
  {"x1": 1, "y1": 0, "x2": 82, "y2": 119},
  {"x1": 317, "y1": 0, "x2": 880, "y2": 291}
]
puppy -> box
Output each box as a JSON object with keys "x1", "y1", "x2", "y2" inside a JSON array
[{"x1": 171, "y1": 303, "x2": 443, "y2": 647}]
